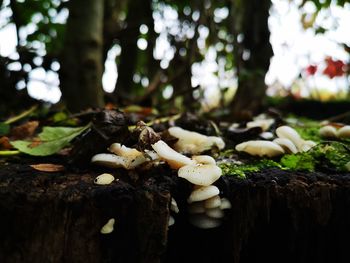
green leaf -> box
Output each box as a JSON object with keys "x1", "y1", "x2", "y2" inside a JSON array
[
  {"x1": 11, "y1": 124, "x2": 90, "y2": 156},
  {"x1": 0, "y1": 123, "x2": 10, "y2": 136}
]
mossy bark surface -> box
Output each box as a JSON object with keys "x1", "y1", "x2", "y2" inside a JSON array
[{"x1": 1, "y1": 162, "x2": 350, "y2": 263}]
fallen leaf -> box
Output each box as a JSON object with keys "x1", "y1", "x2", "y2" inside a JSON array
[
  {"x1": 30, "y1": 163, "x2": 65, "y2": 172},
  {"x1": 11, "y1": 124, "x2": 90, "y2": 156},
  {"x1": 0, "y1": 136, "x2": 12, "y2": 150},
  {"x1": 11, "y1": 121, "x2": 39, "y2": 140}
]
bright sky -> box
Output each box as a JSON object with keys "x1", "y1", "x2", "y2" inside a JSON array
[{"x1": 0, "y1": 0, "x2": 349, "y2": 103}]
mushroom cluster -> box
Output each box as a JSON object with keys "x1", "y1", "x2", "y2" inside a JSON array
[
  {"x1": 91, "y1": 126, "x2": 229, "y2": 229},
  {"x1": 168, "y1": 126, "x2": 225, "y2": 154},
  {"x1": 235, "y1": 125, "x2": 316, "y2": 157},
  {"x1": 91, "y1": 143, "x2": 158, "y2": 169},
  {"x1": 319, "y1": 125, "x2": 350, "y2": 139},
  {"x1": 152, "y1": 139, "x2": 231, "y2": 229}
]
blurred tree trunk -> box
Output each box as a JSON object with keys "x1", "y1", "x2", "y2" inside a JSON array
[
  {"x1": 60, "y1": 0, "x2": 104, "y2": 112},
  {"x1": 113, "y1": 0, "x2": 153, "y2": 105},
  {"x1": 230, "y1": 0, "x2": 273, "y2": 120}
]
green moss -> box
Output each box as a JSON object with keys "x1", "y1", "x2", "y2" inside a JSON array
[
  {"x1": 280, "y1": 141, "x2": 350, "y2": 172},
  {"x1": 219, "y1": 159, "x2": 282, "y2": 178},
  {"x1": 280, "y1": 153, "x2": 315, "y2": 172}
]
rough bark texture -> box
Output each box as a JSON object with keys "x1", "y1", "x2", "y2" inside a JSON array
[
  {"x1": 0, "y1": 162, "x2": 171, "y2": 263},
  {"x1": 1, "y1": 163, "x2": 350, "y2": 263},
  {"x1": 59, "y1": 0, "x2": 104, "y2": 112},
  {"x1": 167, "y1": 169, "x2": 350, "y2": 263},
  {"x1": 230, "y1": 0, "x2": 273, "y2": 120}
]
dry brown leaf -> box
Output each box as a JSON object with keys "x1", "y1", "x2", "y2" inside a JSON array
[
  {"x1": 11, "y1": 121, "x2": 39, "y2": 140},
  {"x1": 30, "y1": 163, "x2": 65, "y2": 172},
  {"x1": 29, "y1": 138, "x2": 42, "y2": 148},
  {"x1": 0, "y1": 136, "x2": 13, "y2": 150}
]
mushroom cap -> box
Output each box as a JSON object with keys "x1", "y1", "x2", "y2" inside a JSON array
[
  {"x1": 205, "y1": 207, "x2": 225, "y2": 219},
  {"x1": 260, "y1": 131, "x2": 275, "y2": 140},
  {"x1": 319, "y1": 125, "x2": 338, "y2": 138},
  {"x1": 91, "y1": 153, "x2": 126, "y2": 168},
  {"x1": 246, "y1": 118, "x2": 274, "y2": 131},
  {"x1": 178, "y1": 163, "x2": 222, "y2": 186},
  {"x1": 100, "y1": 218, "x2": 115, "y2": 234},
  {"x1": 276, "y1": 126, "x2": 303, "y2": 149},
  {"x1": 91, "y1": 153, "x2": 146, "y2": 170},
  {"x1": 204, "y1": 195, "x2": 221, "y2": 209},
  {"x1": 170, "y1": 198, "x2": 179, "y2": 213},
  {"x1": 187, "y1": 185, "x2": 220, "y2": 203},
  {"x1": 337, "y1": 126, "x2": 350, "y2": 138},
  {"x1": 188, "y1": 214, "x2": 222, "y2": 229},
  {"x1": 192, "y1": 155, "x2": 216, "y2": 165},
  {"x1": 94, "y1": 173, "x2": 115, "y2": 185},
  {"x1": 151, "y1": 140, "x2": 195, "y2": 169},
  {"x1": 109, "y1": 143, "x2": 142, "y2": 158},
  {"x1": 299, "y1": 140, "x2": 317, "y2": 152},
  {"x1": 273, "y1": 138, "x2": 298, "y2": 154},
  {"x1": 220, "y1": 198, "x2": 232, "y2": 210},
  {"x1": 235, "y1": 140, "x2": 285, "y2": 157},
  {"x1": 168, "y1": 126, "x2": 225, "y2": 154},
  {"x1": 188, "y1": 201, "x2": 206, "y2": 214},
  {"x1": 168, "y1": 215, "x2": 175, "y2": 227}
]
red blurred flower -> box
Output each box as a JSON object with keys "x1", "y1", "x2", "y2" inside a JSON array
[
  {"x1": 323, "y1": 57, "x2": 345, "y2": 79},
  {"x1": 305, "y1": 65, "x2": 317, "y2": 76}
]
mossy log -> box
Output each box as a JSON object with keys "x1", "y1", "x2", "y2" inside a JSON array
[{"x1": 1, "y1": 163, "x2": 350, "y2": 263}]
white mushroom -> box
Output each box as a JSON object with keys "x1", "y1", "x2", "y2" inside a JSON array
[
  {"x1": 178, "y1": 160, "x2": 222, "y2": 186},
  {"x1": 337, "y1": 126, "x2": 350, "y2": 138},
  {"x1": 188, "y1": 214, "x2": 222, "y2": 229},
  {"x1": 260, "y1": 132, "x2": 275, "y2": 140},
  {"x1": 299, "y1": 140, "x2": 317, "y2": 152},
  {"x1": 246, "y1": 118, "x2": 274, "y2": 131},
  {"x1": 204, "y1": 195, "x2": 221, "y2": 209},
  {"x1": 92, "y1": 143, "x2": 148, "y2": 170},
  {"x1": 151, "y1": 140, "x2": 195, "y2": 169},
  {"x1": 144, "y1": 150, "x2": 160, "y2": 161},
  {"x1": 205, "y1": 207, "x2": 225, "y2": 219},
  {"x1": 319, "y1": 125, "x2": 338, "y2": 138},
  {"x1": 187, "y1": 201, "x2": 206, "y2": 214},
  {"x1": 187, "y1": 185, "x2": 220, "y2": 203},
  {"x1": 94, "y1": 173, "x2": 115, "y2": 185},
  {"x1": 109, "y1": 143, "x2": 141, "y2": 157},
  {"x1": 100, "y1": 218, "x2": 115, "y2": 234},
  {"x1": 220, "y1": 198, "x2": 232, "y2": 210},
  {"x1": 168, "y1": 215, "x2": 175, "y2": 227},
  {"x1": 192, "y1": 155, "x2": 216, "y2": 165},
  {"x1": 170, "y1": 198, "x2": 179, "y2": 213},
  {"x1": 235, "y1": 140, "x2": 285, "y2": 157},
  {"x1": 273, "y1": 138, "x2": 298, "y2": 154},
  {"x1": 276, "y1": 126, "x2": 304, "y2": 150},
  {"x1": 168, "y1": 126, "x2": 225, "y2": 154}
]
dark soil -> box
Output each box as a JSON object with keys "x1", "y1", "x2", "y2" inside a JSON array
[{"x1": 1, "y1": 159, "x2": 350, "y2": 263}]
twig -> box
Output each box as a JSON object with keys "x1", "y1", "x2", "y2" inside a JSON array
[{"x1": 5, "y1": 105, "x2": 38, "y2": 124}]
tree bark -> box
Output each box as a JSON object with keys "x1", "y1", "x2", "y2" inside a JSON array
[
  {"x1": 1, "y1": 164, "x2": 350, "y2": 263},
  {"x1": 59, "y1": 0, "x2": 105, "y2": 112},
  {"x1": 230, "y1": 0, "x2": 273, "y2": 120},
  {"x1": 0, "y1": 164, "x2": 170, "y2": 263},
  {"x1": 113, "y1": 0, "x2": 153, "y2": 105}
]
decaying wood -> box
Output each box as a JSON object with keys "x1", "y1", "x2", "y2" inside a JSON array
[{"x1": 1, "y1": 162, "x2": 350, "y2": 263}]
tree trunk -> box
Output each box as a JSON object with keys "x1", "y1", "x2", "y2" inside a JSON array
[
  {"x1": 113, "y1": 0, "x2": 152, "y2": 105},
  {"x1": 230, "y1": 0, "x2": 273, "y2": 120},
  {"x1": 59, "y1": 0, "x2": 105, "y2": 112}
]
